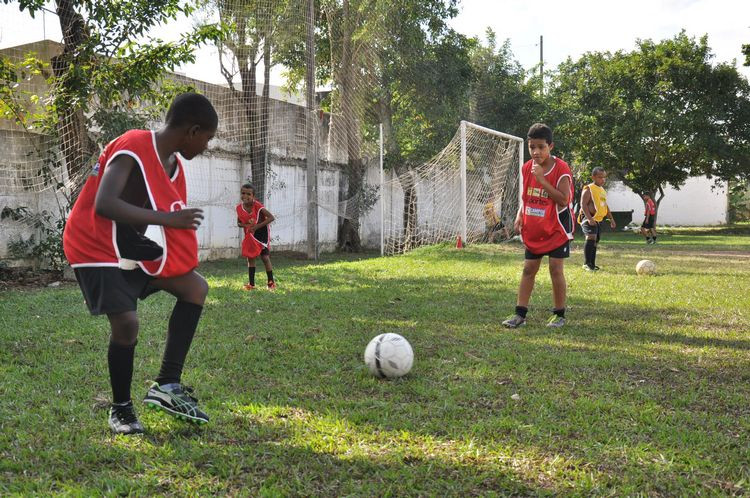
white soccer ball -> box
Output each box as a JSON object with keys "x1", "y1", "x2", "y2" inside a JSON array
[
  {"x1": 364, "y1": 333, "x2": 414, "y2": 379},
  {"x1": 636, "y1": 259, "x2": 656, "y2": 275}
]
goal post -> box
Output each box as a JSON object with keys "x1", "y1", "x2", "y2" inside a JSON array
[{"x1": 381, "y1": 120, "x2": 524, "y2": 255}]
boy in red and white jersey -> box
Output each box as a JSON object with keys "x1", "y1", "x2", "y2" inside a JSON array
[
  {"x1": 502, "y1": 123, "x2": 574, "y2": 328},
  {"x1": 236, "y1": 183, "x2": 276, "y2": 290},
  {"x1": 63, "y1": 93, "x2": 217, "y2": 434}
]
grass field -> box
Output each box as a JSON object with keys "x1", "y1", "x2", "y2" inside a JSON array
[{"x1": 2, "y1": 228, "x2": 749, "y2": 495}]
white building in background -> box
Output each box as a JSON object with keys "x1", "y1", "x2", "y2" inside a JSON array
[{"x1": 606, "y1": 176, "x2": 728, "y2": 226}]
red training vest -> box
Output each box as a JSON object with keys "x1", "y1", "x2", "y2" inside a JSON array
[
  {"x1": 63, "y1": 129, "x2": 198, "y2": 277},
  {"x1": 520, "y1": 156, "x2": 575, "y2": 254},
  {"x1": 237, "y1": 201, "x2": 270, "y2": 258}
]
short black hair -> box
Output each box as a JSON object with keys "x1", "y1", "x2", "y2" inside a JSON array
[
  {"x1": 165, "y1": 92, "x2": 218, "y2": 131},
  {"x1": 592, "y1": 167, "x2": 606, "y2": 176},
  {"x1": 527, "y1": 123, "x2": 553, "y2": 144},
  {"x1": 241, "y1": 183, "x2": 255, "y2": 193}
]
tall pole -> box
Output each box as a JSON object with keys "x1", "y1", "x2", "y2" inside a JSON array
[
  {"x1": 460, "y1": 120, "x2": 467, "y2": 244},
  {"x1": 305, "y1": 0, "x2": 319, "y2": 260},
  {"x1": 539, "y1": 35, "x2": 544, "y2": 95},
  {"x1": 379, "y1": 123, "x2": 384, "y2": 256}
]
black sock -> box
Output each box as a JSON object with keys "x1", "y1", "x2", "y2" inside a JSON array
[
  {"x1": 248, "y1": 267, "x2": 256, "y2": 286},
  {"x1": 108, "y1": 341, "x2": 136, "y2": 404},
  {"x1": 553, "y1": 308, "x2": 565, "y2": 318},
  {"x1": 591, "y1": 244, "x2": 598, "y2": 266},
  {"x1": 267, "y1": 270, "x2": 274, "y2": 283},
  {"x1": 155, "y1": 301, "x2": 203, "y2": 386},
  {"x1": 652, "y1": 236, "x2": 657, "y2": 241},
  {"x1": 515, "y1": 306, "x2": 528, "y2": 318},
  {"x1": 584, "y1": 239, "x2": 596, "y2": 266}
]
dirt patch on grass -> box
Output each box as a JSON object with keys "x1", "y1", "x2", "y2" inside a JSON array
[{"x1": 0, "y1": 267, "x2": 68, "y2": 290}]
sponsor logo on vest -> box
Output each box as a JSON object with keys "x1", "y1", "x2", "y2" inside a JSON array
[
  {"x1": 525, "y1": 206, "x2": 545, "y2": 217},
  {"x1": 170, "y1": 201, "x2": 187, "y2": 212}
]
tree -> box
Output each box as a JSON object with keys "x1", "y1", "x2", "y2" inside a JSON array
[
  {"x1": 468, "y1": 29, "x2": 540, "y2": 142},
  {"x1": 549, "y1": 32, "x2": 750, "y2": 216},
  {"x1": 3, "y1": 0, "x2": 221, "y2": 187},
  {"x1": 200, "y1": 0, "x2": 303, "y2": 202}
]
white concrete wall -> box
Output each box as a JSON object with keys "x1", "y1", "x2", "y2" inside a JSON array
[{"x1": 606, "y1": 176, "x2": 728, "y2": 226}]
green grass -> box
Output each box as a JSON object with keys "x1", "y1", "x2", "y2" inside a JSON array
[{"x1": 2, "y1": 231, "x2": 750, "y2": 495}]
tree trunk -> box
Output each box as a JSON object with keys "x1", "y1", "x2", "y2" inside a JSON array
[
  {"x1": 53, "y1": 0, "x2": 96, "y2": 194},
  {"x1": 335, "y1": 0, "x2": 364, "y2": 251}
]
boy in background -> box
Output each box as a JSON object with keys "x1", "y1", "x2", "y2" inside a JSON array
[
  {"x1": 502, "y1": 123, "x2": 574, "y2": 329},
  {"x1": 237, "y1": 183, "x2": 276, "y2": 290},
  {"x1": 641, "y1": 193, "x2": 657, "y2": 244},
  {"x1": 579, "y1": 167, "x2": 616, "y2": 270}
]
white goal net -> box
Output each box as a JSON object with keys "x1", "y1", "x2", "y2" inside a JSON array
[{"x1": 381, "y1": 121, "x2": 522, "y2": 255}]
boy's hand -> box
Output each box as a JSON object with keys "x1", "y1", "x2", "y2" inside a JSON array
[
  {"x1": 167, "y1": 208, "x2": 204, "y2": 229},
  {"x1": 514, "y1": 216, "x2": 523, "y2": 234},
  {"x1": 609, "y1": 219, "x2": 617, "y2": 229},
  {"x1": 531, "y1": 163, "x2": 545, "y2": 179}
]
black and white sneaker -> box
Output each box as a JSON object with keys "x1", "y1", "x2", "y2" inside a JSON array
[
  {"x1": 143, "y1": 383, "x2": 209, "y2": 424},
  {"x1": 108, "y1": 401, "x2": 145, "y2": 435}
]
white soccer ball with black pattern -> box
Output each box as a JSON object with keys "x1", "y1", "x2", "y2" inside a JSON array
[
  {"x1": 636, "y1": 259, "x2": 656, "y2": 275},
  {"x1": 364, "y1": 333, "x2": 414, "y2": 379}
]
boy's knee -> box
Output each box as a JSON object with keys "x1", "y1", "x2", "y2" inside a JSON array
[
  {"x1": 522, "y1": 264, "x2": 539, "y2": 277},
  {"x1": 109, "y1": 313, "x2": 139, "y2": 345}
]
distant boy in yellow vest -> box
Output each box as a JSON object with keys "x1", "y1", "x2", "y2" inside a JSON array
[{"x1": 579, "y1": 167, "x2": 616, "y2": 271}]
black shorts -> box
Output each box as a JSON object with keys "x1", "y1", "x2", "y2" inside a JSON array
[
  {"x1": 642, "y1": 218, "x2": 655, "y2": 229},
  {"x1": 580, "y1": 220, "x2": 601, "y2": 242},
  {"x1": 525, "y1": 240, "x2": 571, "y2": 260},
  {"x1": 74, "y1": 267, "x2": 159, "y2": 316}
]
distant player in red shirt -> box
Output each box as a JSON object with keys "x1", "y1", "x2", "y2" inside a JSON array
[
  {"x1": 236, "y1": 183, "x2": 276, "y2": 290},
  {"x1": 641, "y1": 193, "x2": 657, "y2": 244},
  {"x1": 502, "y1": 123, "x2": 574, "y2": 328},
  {"x1": 63, "y1": 93, "x2": 217, "y2": 434}
]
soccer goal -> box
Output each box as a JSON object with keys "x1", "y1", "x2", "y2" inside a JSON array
[{"x1": 380, "y1": 121, "x2": 523, "y2": 255}]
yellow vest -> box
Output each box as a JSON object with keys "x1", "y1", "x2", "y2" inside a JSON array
[{"x1": 587, "y1": 183, "x2": 609, "y2": 222}]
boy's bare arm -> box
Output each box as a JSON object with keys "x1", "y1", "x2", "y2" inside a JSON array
[
  {"x1": 254, "y1": 208, "x2": 275, "y2": 229},
  {"x1": 95, "y1": 155, "x2": 203, "y2": 229},
  {"x1": 581, "y1": 188, "x2": 596, "y2": 224},
  {"x1": 531, "y1": 164, "x2": 569, "y2": 207}
]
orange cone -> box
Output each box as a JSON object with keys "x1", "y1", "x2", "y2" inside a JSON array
[{"x1": 456, "y1": 235, "x2": 463, "y2": 249}]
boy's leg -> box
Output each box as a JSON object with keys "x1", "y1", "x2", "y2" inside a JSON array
[
  {"x1": 148, "y1": 270, "x2": 208, "y2": 385},
  {"x1": 548, "y1": 258, "x2": 566, "y2": 310},
  {"x1": 547, "y1": 257, "x2": 567, "y2": 327},
  {"x1": 517, "y1": 258, "x2": 542, "y2": 308},
  {"x1": 106, "y1": 310, "x2": 145, "y2": 434},
  {"x1": 247, "y1": 258, "x2": 256, "y2": 287},
  {"x1": 260, "y1": 253, "x2": 274, "y2": 287},
  {"x1": 502, "y1": 258, "x2": 541, "y2": 328},
  {"x1": 584, "y1": 235, "x2": 597, "y2": 268},
  {"x1": 107, "y1": 311, "x2": 140, "y2": 404},
  {"x1": 143, "y1": 270, "x2": 209, "y2": 423}
]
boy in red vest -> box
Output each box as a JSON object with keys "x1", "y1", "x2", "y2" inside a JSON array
[
  {"x1": 63, "y1": 93, "x2": 217, "y2": 434},
  {"x1": 236, "y1": 183, "x2": 276, "y2": 290},
  {"x1": 641, "y1": 193, "x2": 657, "y2": 244},
  {"x1": 502, "y1": 123, "x2": 574, "y2": 328}
]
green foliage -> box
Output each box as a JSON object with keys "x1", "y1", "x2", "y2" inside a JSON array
[
  {"x1": 728, "y1": 180, "x2": 750, "y2": 222},
  {"x1": 0, "y1": 53, "x2": 53, "y2": 132},
  {"x1": 468, "y1": 29, "x2": 540, "y2": 147},
  {"x1": 549, "y1": 32, "x2": 750, "y2": 196},
  {"x1": 1, "y1": 206, "x2": 67, "y2": 271}
]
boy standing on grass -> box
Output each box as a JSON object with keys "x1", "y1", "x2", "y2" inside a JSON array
[
  {"x1": 63, "y1": 93, "x2": 217, "y2": 435},
  {"x1": 641, "y1": 193, "x2": 657, "y2": 244},
  {"x1": 502, "y1": 123, "x2": 574, "y2": 329},
  {"x1": 579, "y1": 167, "x2": 616, "y2": 271},
  {"x1": 237, "y1": 183, "x2": 276, "y2": 290}
]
